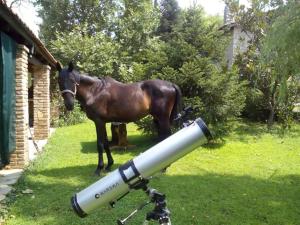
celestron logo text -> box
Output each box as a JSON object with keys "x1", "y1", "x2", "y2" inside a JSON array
[{"x1": 95, "y1": 182, "x2": 120, "y2": 199}]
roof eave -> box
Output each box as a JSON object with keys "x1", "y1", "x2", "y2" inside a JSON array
[{"x1": 0, "y1": 2, "x2": 58, "y2": 68}]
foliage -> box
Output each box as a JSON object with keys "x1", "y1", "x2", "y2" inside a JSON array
[
  {"x1": 51, "y1": 100, "x2": 87, "y2": 127},
  {"x1": 134, "y1": 116, "x2": 157, "y2": 136},
  {"x1": 156, "y1": 0, "x2": 181, "y2": 41},
  {"x1": 34, "y1": 0, "x2": 120, "y2": 47},
  {"x1": 262, "y1": 0, "x2": 300, "y2": 79},
  {"x1": 127, "y1": 38, "x2": 168, "y2": 81},
  {"x1": 3, "y1": 121, "x2": 300, "y2": 225},
  {"x1": 37, "y1": 0, "x2": 163, "y2": 125},
  {"x1": 48, "y1": 1, "x2": 161, "y2": 81},
  {"x1": 51, "y1": 24, "x2": 119, "y2": 76},
  {"x1": 39, "y1": 0, "x2": 245, "y2": 132},
  {"x1": 226, "y1": 0, "x2": 300, "y2": 128},
  {"x1": 277, "y1": 78, "x2": 300, "y2": 130},
  {"x1": 150, "y1": 6, "x2": 244, "y2": 135},
  {"x1": 234, "y1": 46, "x2": 277, "y2": 122},
  {"x1": 134, "y1": 6, "x2": 246, "y2": 136},
  {"x1": 153, "y1": 59, "x2": 246, "y2": 137}
]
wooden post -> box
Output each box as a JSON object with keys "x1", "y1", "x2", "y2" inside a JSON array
[{"x1": 110, "y1": 123, "x2": 129, "y2": 147}]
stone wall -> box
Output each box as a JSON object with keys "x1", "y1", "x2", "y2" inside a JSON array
[
  {"x1": 9, "y1": 45, "x2": 29, "y2": 168},
  {"x1": 226, "y1": 25, "x2": 253, "y2": 68}
]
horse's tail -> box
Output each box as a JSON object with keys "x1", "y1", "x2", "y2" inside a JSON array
[{"x1": 170, "y1": 84, "x2": 182, "y2": 123}]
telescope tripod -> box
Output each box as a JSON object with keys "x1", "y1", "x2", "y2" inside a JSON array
[
  {"x1": 142, "y1": 188, "x2": 171, "y2": 225},
  {"x1": 117, "y1": 183, "x2": 171, "y2": 225}
]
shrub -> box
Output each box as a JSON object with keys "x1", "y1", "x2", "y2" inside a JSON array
[{"x1": 51, "y1": 101, "x2": 87, "y2": 127}]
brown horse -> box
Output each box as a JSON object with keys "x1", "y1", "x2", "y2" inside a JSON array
[{"x1": 57, "y1": 62, "x2": 182, "y2": 175}]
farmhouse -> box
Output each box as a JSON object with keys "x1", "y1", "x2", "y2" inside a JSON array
[{"x1": 0, "y1": 1, "x2": 58, "y2": 169}]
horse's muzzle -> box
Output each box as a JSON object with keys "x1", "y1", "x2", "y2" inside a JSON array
[
  {"x1": 62, "y1": 94, "x2": 75, "y2": 111},
  {"x1": 65, "y1": 102, "x2": 74, "y2": 111}
]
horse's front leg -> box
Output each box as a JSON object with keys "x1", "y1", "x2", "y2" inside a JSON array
[
  {"x1": 95, "y1": 121, "x2": 114, "y2": 174},
  {"x1": 95, "y1": 121, "x2": 105, "y2": 176},
  {"x1": 101, "y1": 123, "x2": 114, "y2": 171}
]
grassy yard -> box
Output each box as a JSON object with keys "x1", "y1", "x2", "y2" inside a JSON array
[{"x1": 2, "y1": 120, "x2": 300, "y2": 225}]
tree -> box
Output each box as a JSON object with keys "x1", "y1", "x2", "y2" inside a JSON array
[
  {"x1": 3, "y1": 0, "x2": 31, "y2": 8},
  {"x1": 150, "y1": 6, "x2": 246, "y2": 135},
  {"x1": 51, "y1": 25, "x2": 119, "y2": 76},
  {"x1": 225, "y1": 0, "x2": 300, "y2": 128},
  {"x1": 39, "y1": 0, "x2": 164, "y2": 138},
  {"x1": 262, "y1": 1, "x2": 300, "y2": 127},
  {"x1": 262, "y1": 0, "x2": 300, "y2": 80},
  {"x1": 34, "y1": 0, "x2": 120, "y2": 46},
  {"x1": 113, "y1": 0, "x2": 161, "y2": 82},
  {"x1": 37, "y1": 0, "x2": 248, "y2": 136},
  {"x1": 156, "y1": 0, "x2": 180, "y2": 41}
]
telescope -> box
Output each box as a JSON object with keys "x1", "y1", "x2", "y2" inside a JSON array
[{"x1": 71, "y1": 116, "x2": 212, "y2": 223}]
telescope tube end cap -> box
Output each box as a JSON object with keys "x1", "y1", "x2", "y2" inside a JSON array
[
  {"x1": 71, "y1": 195, "x2": 87, "y2": 218},
  {"x1": 196, "y1": 118, "x2": 213, "y2": 141}
]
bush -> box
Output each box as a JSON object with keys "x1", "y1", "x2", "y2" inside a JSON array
[
  {"x1": 153, "y1": 59, "x2": 246, "y2": 132},
  {"x1": 51, "y1": 101, "x2": 87, "y2": 127},
  {"x1": 134, "y1": 116, "x2": 157, "y2": 136}
]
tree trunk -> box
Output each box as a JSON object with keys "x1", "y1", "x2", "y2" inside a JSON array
[
  {"x1": 267, "y1": 105, "x2": 275, "y2": 129},
  {"x1": 118, "y1": 123, "x2": 128, "y2": 147},
  {"x1": 110, "y1": 123, "x2": 128, "y2": 147},
  {"x1": 267, "y1": 80, "x2": 278, "y2": 129},
  {"x1": 110, "y1": 123, "x2": 119, "y2": 146}
]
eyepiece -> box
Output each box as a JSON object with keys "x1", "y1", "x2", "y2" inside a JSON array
[
  {"x1": 196, "y1": 118, "x2": 213, "y2": 141},
  {"x1": 71, "y1": 195, "x2": 87, "y2": 218}
]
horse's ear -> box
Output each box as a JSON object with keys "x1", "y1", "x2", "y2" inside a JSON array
[
  {"x1": 56, "y1": 61, "x2": 62, "y2": 72},
  {"x1": 68, "y1": 61, "x2": 74, "y2": 72}
]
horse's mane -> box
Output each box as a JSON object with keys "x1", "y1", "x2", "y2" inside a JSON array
[{"x1": 75, "y1": 70, "x2": 111, "y2": 90}]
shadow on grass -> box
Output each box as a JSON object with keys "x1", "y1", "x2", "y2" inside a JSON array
[
  {"x1": 233, "y1": 122, "x2": 267, "y2": 139},
  {"x1": 29, "y1": 164, "x2": 123, "y2": 180},
  {"x1": 80, "y1": 134, "x2": 157, "y2": 157},
  {"x1": 6, "y1": 166, "x2": 300, "y2": 225},
  {"x1": 202, "y1": 141, "x2": 226, "y2": 150},
  {"x1": 229, "y1": 120, "x2": 300, "y2": 143}
]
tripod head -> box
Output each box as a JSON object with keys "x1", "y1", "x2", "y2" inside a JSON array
[
  {"x1": 145, "y1": 188, "x2": 171, "y2": 225},
  {"x1": 117, "y1": 183, "x2": 171, "y2": 225}
]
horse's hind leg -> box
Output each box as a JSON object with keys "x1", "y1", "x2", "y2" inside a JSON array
[
  {"x1": 153, "y1": 118, "x2": 159, "y2": 135},
  {"x1": 157, "y1": 117, "x2": 172, "y2": 141},
  {"x1": 156, "y1": 117, "x2": 172, "y2": 173}
]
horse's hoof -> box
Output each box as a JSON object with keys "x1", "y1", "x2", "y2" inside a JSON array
[
  {"x1": 105, "y1": 166, "x2": 112, "y2": 172},
  {"x1": 94, "y1": 169, "x2": 101, "y2": 176}
]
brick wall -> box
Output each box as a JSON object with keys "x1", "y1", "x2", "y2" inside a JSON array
[
  {"x1": 33, "y1": 65, "x2": 50, "y2": 140},
  {"x1": 9, "y1": 45, "x2": 29, "y2": 168}
]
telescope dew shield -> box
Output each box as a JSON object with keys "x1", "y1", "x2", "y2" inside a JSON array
[{"x1": 71, "y1": 118, "x2": 212, "y2": 217}]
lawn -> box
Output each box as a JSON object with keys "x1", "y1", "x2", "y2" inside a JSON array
[{"x1": 2, "y1": 120, "x2": 300, "y2": 225}]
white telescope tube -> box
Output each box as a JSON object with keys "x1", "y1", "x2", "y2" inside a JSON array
[{"x1": 71, "y1": 118, "x2": 212, "y2": 217}]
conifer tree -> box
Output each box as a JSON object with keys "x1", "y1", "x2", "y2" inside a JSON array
[{"x1": 157, "y1": 0, "x2": 180, "y2": 41}]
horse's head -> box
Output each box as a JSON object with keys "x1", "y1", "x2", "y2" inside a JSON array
[{"x1": 56, "y1": 61, "x2": 80, "y2": 111}]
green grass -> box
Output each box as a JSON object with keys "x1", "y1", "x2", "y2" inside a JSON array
[{"x1": 3, "y1": 121, "x2": 300, "y2": 225}]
